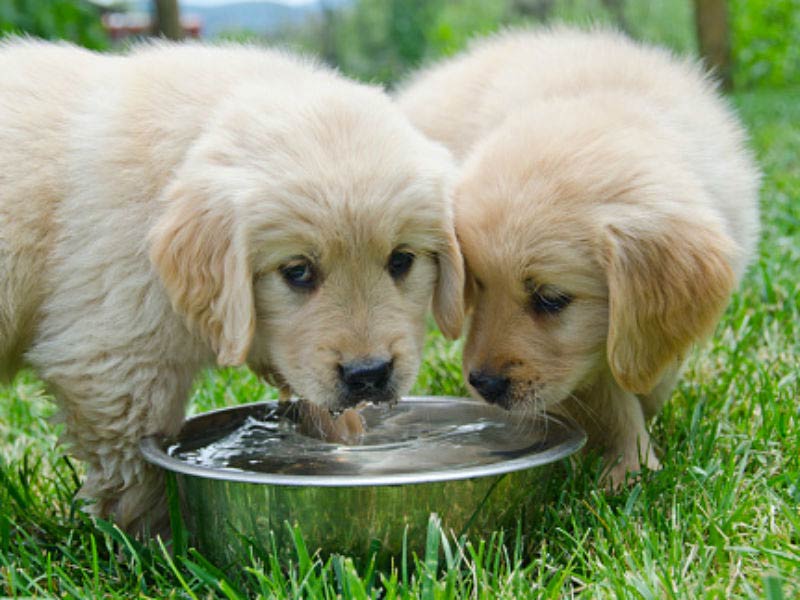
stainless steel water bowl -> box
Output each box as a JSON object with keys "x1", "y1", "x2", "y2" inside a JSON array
[{"x1": 140, "y1": 396, "x2": 586, "y2": 566}]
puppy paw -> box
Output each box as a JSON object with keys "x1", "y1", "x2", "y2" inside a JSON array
[
  {"x1": 603, "y1": 446, "x2": 660, "y2": 490},
  {"x1": 331, "y1": 408, "x2": 366, "y2": 445},
  {"x1": 293, "y1": 400, "x2": 365, "y2": 445}
]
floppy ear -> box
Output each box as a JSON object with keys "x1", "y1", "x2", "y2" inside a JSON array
[
  {"x1": 463, "y1": 264, "x2": 478, "y2": 315},
  {"x1": 601, "y1": 214, "x2": 737, "y2": 394},
  {"x1": 149, "y1": 183, "x2": 255, "y2": 366},
  {"x1": 432, "y1": 226, "x2": 466, "y2": 340}
]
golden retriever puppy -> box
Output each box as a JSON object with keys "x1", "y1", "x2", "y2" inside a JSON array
[
  {"x1": 0, "y1": 39, "x2": 463, "y2": 534},
  {"x1": 397, "y1": 28, "x2": 760, "y2": 486}
]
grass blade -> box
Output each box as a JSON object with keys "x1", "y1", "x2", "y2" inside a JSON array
[{"x1": 421, "y1": 513, "x2": 441, "y2": 600}]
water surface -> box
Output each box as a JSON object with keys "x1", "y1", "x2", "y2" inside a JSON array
[{"x1": 169, "y1": 398, "x2": 572, "y2": 477}]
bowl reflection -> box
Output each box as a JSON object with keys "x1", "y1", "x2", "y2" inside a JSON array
[{"x1": 140, "y1": 396, "x2": 585, "y2": 567}]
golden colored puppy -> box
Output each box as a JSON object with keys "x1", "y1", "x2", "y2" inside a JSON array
[
  {"x1": 0, "y1": 39, "x2": 463, "y2": 533},
  {"x1": 397, "y1": 28, "x2": 759, "y2": 486}
]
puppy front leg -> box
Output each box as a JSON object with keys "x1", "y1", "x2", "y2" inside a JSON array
[
  {"x1": 52, "y1": 367, "x2": 196, "y2": 538},
  {"x1": 605, "y1": 361, "x2": 684, "y2": 487},
  {"x1": 80, "y1": 457, "x2": 170, "y2": 539},
  {"x1": 600, "y1": 388, "x2": 660, "y2": 489},
  {"x1": 560, "y1": 381, "x2": 659, "y2": 488},
  {"x1": 638, "y1": 358, "x2": 683, "y2": 420}
]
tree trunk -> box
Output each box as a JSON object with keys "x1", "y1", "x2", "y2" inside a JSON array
[
  {"x1": 693, "y1": 0, "x2": 732, "y2": 90},
  {"x1": 153, "y1": 0, "x2": 183, "y2": 40}
]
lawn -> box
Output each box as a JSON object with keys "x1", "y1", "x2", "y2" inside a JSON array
[{"x1": 1, "y1": 85, "x2": 798, "y2": 599}]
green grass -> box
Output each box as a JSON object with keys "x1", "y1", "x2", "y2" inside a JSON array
[{"x1": 2, "y1": 86, "x2": 798, "y2": 598}]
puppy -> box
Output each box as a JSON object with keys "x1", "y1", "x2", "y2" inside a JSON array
[
  {"x1": 397, "y1": 28, "x2": 760, "y2": 486},
  {"x1": 0, "y1": 39, "x2": 463, "y2": 533}
]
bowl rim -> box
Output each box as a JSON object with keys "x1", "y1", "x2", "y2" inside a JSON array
[{"x1": 140, "y1": 396, "x2": 586, "y2": 487}]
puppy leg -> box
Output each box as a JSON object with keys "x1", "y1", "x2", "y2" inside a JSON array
[
  {"x1": 80, "y1": 455, "x2": 170, "y2": 538},
  {"x1": 46, "y1": 363, "x2": 197, "y2": 537},
  {"x1": 638, "y1": 358, "x2": 683, "y2": 420},
  {"x1": 600, "y1": 390, "x2": 660, "y2": 488},
  {"x1": 559, "y1": 378, "x2": 660, "y2": 488}
]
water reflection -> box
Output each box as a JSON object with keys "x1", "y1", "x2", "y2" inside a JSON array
[{"x1": 169, "y1": 399, "x2": 572, "y2": 477}]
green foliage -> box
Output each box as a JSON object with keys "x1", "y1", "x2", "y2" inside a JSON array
[
  {"x1": 273, "y1": 0, "x2": 700, "y2": 87},
  {"x1": 271, "y1": 0, "x2": 795, "y2": 90},
  {"x1": 0, "y1": 0, "x2": 108, "y2": 49},
  {"x1": 411, "y1": 325, "x2": 469, "y2": 398},
  {"x1": 5, "y1": 0, "x2": 790, "y2": 91},
  {"x1": 613, "y1": 0, "x2": 696, "y2": 54},
  {"x1": 425, "y1": 0, "x2": 510, "y2": 60},
  {"x1": 731, "y1": 0, "x2": 800, "y2": 89}
]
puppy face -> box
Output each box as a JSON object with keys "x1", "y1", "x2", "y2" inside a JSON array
[
  {"x1": 248, "y1": 180, "x2": 453, "y2": 410},
  {"x1": 150, "y1": 84, "x2": 463, "y2": 409},
  {"x1": 457, "y1": 175, "x2": 610, "y2": 411},
  {"x1": 456, "y1": 108, "x2": 736, "y2": 412}
]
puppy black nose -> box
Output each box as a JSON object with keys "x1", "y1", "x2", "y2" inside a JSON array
[
  {"x1": 468, "y1": 369, "x2": 510, "y2": 406},
  {"x1": 339, "y1": 358, "x2": 393, "y2": 396}
]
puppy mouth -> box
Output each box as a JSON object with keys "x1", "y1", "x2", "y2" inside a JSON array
[
  {"x1": 254, "y1": 361, "x2": 400, "y2": 409},
  {"x1": 473, "y1": 388, "x2": 546, "y2": 414},
  {"x1": 336, "y1": 385, "x2": 398, "y2": 409},
  {"x1": 468, "y1": 369, "x2": 553, "y2": 412}
]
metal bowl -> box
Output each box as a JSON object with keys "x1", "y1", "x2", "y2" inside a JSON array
[{"x1": 140, "y1": 396, "x2": 585, "y2": 566}]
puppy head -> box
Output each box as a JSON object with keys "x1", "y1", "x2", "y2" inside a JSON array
[
  {"x1": 150, "y1": 80, "x2": 462, "y2": 409},
  {"x1": 457, "y1": 107, "x2": 737, "y2": 411}
]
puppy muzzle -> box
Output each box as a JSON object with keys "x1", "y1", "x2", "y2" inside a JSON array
[
  {"x1": 468, "y1": 368, "x2": 512, "y2": 409},
  {"x1": 337, "y1": 358, "x2": 396, "y2": 407}
]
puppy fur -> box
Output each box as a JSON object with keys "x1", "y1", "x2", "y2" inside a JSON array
[
  {"x1": 0, "y1": 39, "x2": 463, "y2": 533},
  {"x1": 397, "y1": 27, "x2": 760, "y2": 486}
]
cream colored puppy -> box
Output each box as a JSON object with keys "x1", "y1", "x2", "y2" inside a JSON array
[
  {"x1": 0, "y1": 39, "x2": 463, "y2": 533},
  {"x1": 397, "y1": 28, "x2": 759, "y2": 486}
]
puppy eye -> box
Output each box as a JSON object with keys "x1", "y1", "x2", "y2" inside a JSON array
[
  {"x1": 387, "y1": 248, "x2": 415, "y2": 280},
  {"x1": 529, "y1": 285, "x2": 573, "y2": 316},
  {"x1": 280, "y1": 258, "x2": 317, "y2": 291}
]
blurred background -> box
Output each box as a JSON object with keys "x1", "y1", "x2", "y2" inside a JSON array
[{"x1": 0, "y1": 0, "x2": 797, "y2": 91}]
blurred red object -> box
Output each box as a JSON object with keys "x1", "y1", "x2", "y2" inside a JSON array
[{"x1": 102, "y1": 12, "x2": 202, "y2": 41}]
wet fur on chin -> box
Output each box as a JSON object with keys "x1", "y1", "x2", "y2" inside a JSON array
[
  {"x1": 0, "y1": 39, "x2": 463, "y2": 535},
  {"x1": 397, "y1": 27, "x2": 760, "y2": 486}
]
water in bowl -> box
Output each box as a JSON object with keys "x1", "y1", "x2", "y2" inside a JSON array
[{"x1": 168, "y1": 398, "x2": 572, "y2": 477}]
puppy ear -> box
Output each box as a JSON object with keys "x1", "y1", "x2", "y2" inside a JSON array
[
  {"x1": 149, "y1": 183, "x2": 255, "y2": 366},
  {"x1": 433, "y1": 226, "x2": 466, "y2": 339},
  {"x1": 463, "y1": 267, "x2": 478, "y2": 314},
  {"x1": 602, "y1": 214, "x2": 737, "y2": 394}
]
